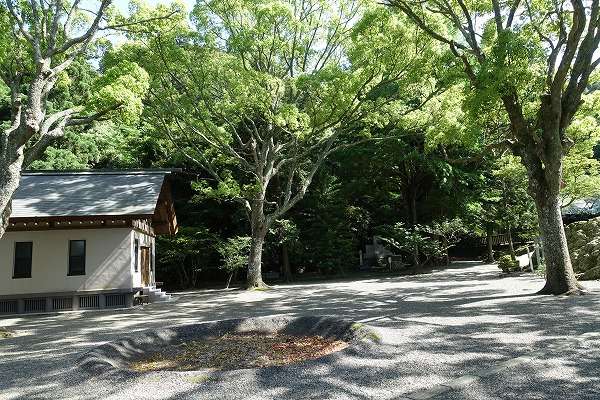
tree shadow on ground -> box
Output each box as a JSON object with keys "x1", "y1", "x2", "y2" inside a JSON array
[{"x1": 2, "y1": 261, "x2": 600, "y2": 399}]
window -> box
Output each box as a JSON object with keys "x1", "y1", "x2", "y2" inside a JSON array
[
  {"x1": 68, "y1": 240, "x2": 86, "y2": 276},
  {"x1": 13, "y1": 242, "x2": 33, "y2": 279},
  {"x1": 134, "y1": 239, "x2": 139, "y2": 272}
]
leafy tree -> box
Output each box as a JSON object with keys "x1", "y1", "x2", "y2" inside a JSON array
[
  {"x1": 217, "y1": 236, "x2": 252, "y2": 288},
  {"x1": 135, "y1": 0, "x2": 443, "y2": 288},
  {"x1": 560, "y1": 90, "x2": 600, "y2": 206},
  {"x1": 0, "y1": 0, "x2": 152, "y2": 236},
  {"x1": 268, "y1": 219, "x2": 299, "y2": 282},
  {"x1": 379, "y1": 218, "x2": 466, "y2": 267},
  {"x1": 30, "y1": 123, "x2": 146, "y2": 169},
  {"x1": 425, "y1": 218, "x2": 468, "y2": 265},
  {"x1": 386, "y1": 0, "x2": 600, "y2": 294},
  {"x1": 157, "y1": 226, "x2": 218, "y2": 289},
  {"x1": 492, "y1": 156, "x2": 537, "y2": 259},
  {"x1": 379, "y1": 222, "x2": 430, "y2": 264}
]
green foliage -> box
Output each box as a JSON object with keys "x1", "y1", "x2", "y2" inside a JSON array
[
  {"x1": 217, "y1": 236, "x2": 251, "y2": 274},
  {"x1": 269, "y1": 219, "x2": 299, "y2": 246},
  {"x1": 89, "y1": 61, "x2": 150, "y2": 124},
  {"x1": 379, "y1": 222, "x2": 428, "y2": 257},
  {"x1": 293, "y1": 175, "x2": 358, "y2": 275},
  {"x1": 30, "y1": 123, "x2": 148, "y2": 170},
  {"x1": 561, "y1": 91, "x2": 600, "y2": 205},
  {"x1": 379, "y1": 218, "x2": 466, "y2": 265},
  {"x1": 191, "y1": 175, "x2": 243, "y2": 203},
  {"x1": 156, "y1": 227, "x2": 219, "y2": 288},
  {"x1": 11, "y1": 0, "x2": 583, "y2": 288},
  {"x1": 497, "y1": 255, "x2": 519, "y2": 274}
]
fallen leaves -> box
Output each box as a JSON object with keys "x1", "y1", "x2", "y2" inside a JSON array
[{"x1": 130, "y1": 332, "x2": 348, "y2": 372}]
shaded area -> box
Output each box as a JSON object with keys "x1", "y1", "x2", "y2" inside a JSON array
[{"x1": 1, "y1": 262, "x2": 600, "y2": 399}]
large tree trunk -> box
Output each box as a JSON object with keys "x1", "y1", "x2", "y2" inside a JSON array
[
  {"x1": 535, "y1": 194, "x2": 581, "y2": 294},
  {"x1": 0, "y1": 151, "x2": 24, "y2": 238},
  {"x1": 247, "y1": 229, "x2": 267, "y2": 289},
  {"x1": 247, "y1": 201, "x2": 268, "y2": 289}
]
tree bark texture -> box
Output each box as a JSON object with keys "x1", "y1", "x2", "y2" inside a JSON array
[
  {"x1": 247, "y1": 200, "x2": 268, "y2": 289},
  {"x1": 0, "y1": 152, "x2": 24, "y2": 237},
  {"x1": 535, "y1": 193, "x2": 581, "y2": 294}
]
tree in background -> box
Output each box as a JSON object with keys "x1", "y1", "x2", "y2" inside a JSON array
[
  {"x1": 387, "y1": 0, "x2": 600, "y2": 294},
  {"x1": 560, "y1": 89, "x2": 600, "y2": 207},
  {"x1": 492, "y1": 156, "x2": 537, "y2": 260},
  {"x1": 217, "y1": 236, "x2": 252, "y2": 288},
  {"x1": 268, "y1": 219, "x2": 299, "y2": 282},
  {"x1": 0, "y1": 0, "x2": 152, "y2": 237},
  {"x1": 133, "y1": 0, "x2": 444, "y2": 288},
  {"x1": 157, "y1": 226, "x2": 218, "y2": 289}
]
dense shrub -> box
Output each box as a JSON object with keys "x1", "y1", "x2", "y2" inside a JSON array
[{"x1": 497, "y1": 255, "x2": 519, "y2": 273}]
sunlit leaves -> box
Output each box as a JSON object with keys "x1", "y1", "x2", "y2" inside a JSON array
[
  {"x1": 89, "y1": 60, "x2": 150, "y2": 124},
  {"x1": 217, "y1": 236, "x2": 251, "y2": 273}
]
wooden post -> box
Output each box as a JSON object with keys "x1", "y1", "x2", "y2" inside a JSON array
[{"x1": 359, "y1": 250, "x2": 363, "y2": 266}]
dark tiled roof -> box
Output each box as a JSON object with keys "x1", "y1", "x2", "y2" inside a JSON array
[{"x1": 10, "y1": 170, "x2": 172, "y2": 219}]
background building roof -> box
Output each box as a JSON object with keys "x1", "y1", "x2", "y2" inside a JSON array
[{"x1": 10, "y1": 170, "x2": 175, "y2": 219}]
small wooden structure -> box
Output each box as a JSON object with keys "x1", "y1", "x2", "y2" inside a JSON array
[{"x1": 0, "y1": 170, "x2": 178, "y2": 315}]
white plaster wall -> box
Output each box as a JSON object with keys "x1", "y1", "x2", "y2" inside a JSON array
[
  {"x1": 0, "y1": 228, "x2": 133, "y2": 296},
  {"x1": 130, "y1": 230, "x2": 155, "y2": 288}
]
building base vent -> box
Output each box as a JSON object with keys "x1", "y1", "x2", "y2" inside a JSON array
[
  {"x1": 79, "y1": 295, "x2": 100, "y2": 309},
  {"x1": 0, "y1": 300, "x2": 18, "y2": 314},
  {"x1": 24, "y1": 298, "x2": 46, "y2": 313},
  {"x1": 52, "y1": 297, "x2": 73, "y2": 311},
  {"x1": 105, "y1": 294, "x2": 126, "y2": 308}
]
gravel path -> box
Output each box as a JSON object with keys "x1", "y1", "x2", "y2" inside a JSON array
[{"x1": 1, "y1": 262, "x2": 599, "y2": 400}]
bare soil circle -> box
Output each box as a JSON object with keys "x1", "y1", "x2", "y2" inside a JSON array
[
  {"x1": 129, "y1": 332, "x2": 348, "y2": 372},
  {"x1": 78, "y1": 316, "x2": 380, "y2": 376}
]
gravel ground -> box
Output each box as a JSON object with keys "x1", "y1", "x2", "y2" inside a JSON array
[{"x1": 1, "y1": 262, "x2": 599, "y2": 400}]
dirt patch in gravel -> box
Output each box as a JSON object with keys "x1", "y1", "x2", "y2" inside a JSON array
[
  {"x1": 0, "y1": 328, "x2": 13, "y2": 339},
  {"x1": 129, "y1": 332, "x2": 348, "y2": 372}
]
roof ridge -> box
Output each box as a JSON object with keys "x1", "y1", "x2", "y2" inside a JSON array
[{"x1": 22, "y1": 169, "x2": 180, "y2": 176}]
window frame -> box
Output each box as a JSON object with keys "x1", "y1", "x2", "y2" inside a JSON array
[
  {"x1": 68, "y1": 240, "x2": 86, "y2": 276},
  {"x1": 13, "y1": 241, "x2": 33, "y2": 279}
]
